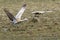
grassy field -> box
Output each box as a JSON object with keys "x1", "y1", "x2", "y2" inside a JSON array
[{"x1": 0, "y1": 0, "x2": 60, "y2": 40}]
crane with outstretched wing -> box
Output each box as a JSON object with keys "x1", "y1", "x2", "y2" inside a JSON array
[{"x1": 4, "y1": 4, "x2": 28, "y2": 24}]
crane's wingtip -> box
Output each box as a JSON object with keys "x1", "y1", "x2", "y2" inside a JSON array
[
  {"x1": 3, "y1": 8, "x2": 6, "y2": 11},
  {"x1": 3, "y1": 7, "x2": 7, "y2": 10},
  {"x1": 3, "y1": 8, "x2": 9, "y2": 13},
  {"x1": 3, "y1": 8, "x2": 9, "y2": 12},
  {"x1": 23, "y1": 3, "x2": 26, "y2": 7}
]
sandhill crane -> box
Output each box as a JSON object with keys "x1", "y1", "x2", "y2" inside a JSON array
[
  {"x1": 31, "y1": 11, "x2": 53, "y2": 22},
  {"x1": 4, "y1": 4, "x2": 28, "y2": 24}
]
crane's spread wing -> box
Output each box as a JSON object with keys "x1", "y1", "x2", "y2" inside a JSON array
[
  {"x1": 32, "y1": 11, "x2": 53, "y2": 14},
  {"x1": 32, "y1": 11, "x2": 46, "y2": 14},
  {"x1": 15, "y1": 4, "x2": 26, "y2": 19},
  {"x1": 4, "y1": 8, "x2": 16, "y2": 21}
]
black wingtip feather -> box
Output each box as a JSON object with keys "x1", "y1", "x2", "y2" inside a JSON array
[{"x1": 23, "y1": 3, "x2": 26, "y2": 7}]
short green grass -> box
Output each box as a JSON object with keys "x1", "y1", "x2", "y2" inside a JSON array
[{"x1": 0, "y1": 0, "x2": 60, "y2": 40}]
